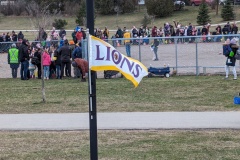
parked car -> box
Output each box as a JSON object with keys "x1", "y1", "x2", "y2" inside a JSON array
[
  {"x1": 173, "y1": 0, "x2": 185, "y2": 10},
  {"x1": 190, "y1": 0, "x2": 213, "y2": 6},
  {"x1": 219, "y1": 0, "x2": 238, "y2": 5}
]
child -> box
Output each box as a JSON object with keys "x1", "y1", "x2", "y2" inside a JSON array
[
  {"x1": 42, "y1": 48, "x2": 51, "y2": 80},
  {"x1": 28, "y1": 48, "x2": 36, "y2": 78},
  {"x1": 222, "y1": 38, "x2": 238, "y2": 80}
]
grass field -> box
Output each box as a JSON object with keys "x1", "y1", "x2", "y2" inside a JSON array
[
  {"x1": 0, "y1": 75, "x2": 239, "y2": 113},
  {"x1": 1, "y1": 6, "x2": 240, "y2": 40},
  {"x1": 1, "y1": 130, "x2": 240, "y2": 159},
  {"x1": 1, "y1": 6, "x2": 240, "y2": 159}
]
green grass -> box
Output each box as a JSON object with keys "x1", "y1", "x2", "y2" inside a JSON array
[
  {"x1": 1, "y1": 130, "x2": 240, "y2": 159},
  {"x1": 0, "y1": 75, "x2": 239, "y2": 113}
]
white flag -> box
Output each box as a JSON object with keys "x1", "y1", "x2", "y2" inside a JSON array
[{"x1": 88, "y1": 35, "x2": 148, "y2": 87}]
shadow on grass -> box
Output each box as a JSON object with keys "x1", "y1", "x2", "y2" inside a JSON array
[{"x1": 32, "y1": 101, "x2": 62, "y2": 105}]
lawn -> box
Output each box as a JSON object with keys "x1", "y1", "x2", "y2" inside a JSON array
[
  {"x1": 1, "y1": 6, "x2": 240, "y2": 159},
  {"x1": 1, "y1": 6, "x2": 240, "y2": 40},
  {"x1": 1, "y1": 130, "x2": 240, "y2": 159},
  {"x1": 0, "y1": 75, "x2": 239, "y2": 113}
]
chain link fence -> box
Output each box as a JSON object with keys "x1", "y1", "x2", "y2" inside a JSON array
[{"x1": 1, "y1": 35, "x2": 240, "y2": 79}]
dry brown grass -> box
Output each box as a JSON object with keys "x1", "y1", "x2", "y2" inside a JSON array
[{"x1": 0, "y1": 130, "x2": 240, "y2": 159}]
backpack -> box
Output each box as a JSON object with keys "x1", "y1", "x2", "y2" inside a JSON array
[
  {"x1": 223, "y1": 45, "x2": 232, "y2": 57},
  {"x1": 154, "y1": 39, "x2": 159, "y2": 47},
  {"x1": 235, "y1": 49, "x2": 240, "y2": 60}
]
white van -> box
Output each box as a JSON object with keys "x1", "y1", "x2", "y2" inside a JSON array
[{"x1": 0, "y1": 0, "x2": 15, "y2": 6}]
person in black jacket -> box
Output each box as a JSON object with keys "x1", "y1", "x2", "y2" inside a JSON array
[
  {"x1": 72, "y1": 42, "x2": 82, "y2": 78},
  {"x1": 59, "y1": 39, "x2": 71, "y2": 78},
  {"x1": 11, "y1": 31, "x2": 18, "y2": 42},
  {"x1": 19, "y1": 39, "x2": 29, "y2": 80},
  {"x1": 116, "y1": 27, "x2": 123, "y2": 45},
  {"x1": 18, "y1": 31, "x2": 24, "y2": 41},
  {"x1": 54, "y1": 45, "x2": 61, "y2": 79},
  {"x1": 33, "y1": 47, "x2": 42, "y2": 79}
]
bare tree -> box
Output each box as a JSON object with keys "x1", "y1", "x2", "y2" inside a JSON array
[
  {"x1": 26, "y1": 1, "x2": 59, "y2": 102},
  {"x1": 26, "y1": 1, "x2": 58, "y2": 40}
]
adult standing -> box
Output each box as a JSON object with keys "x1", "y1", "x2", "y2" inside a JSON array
[
  {"x1": 59, "y1": 29, "x2": 66, "y2": 39},
  {"x1": 76, "y1": 28, "x2": 83, "y2": 43},
  {"x1": 116, "y1": 27, "x2": 123, "y2": 45},
  {"x1": 123, "y1": 30, "x2": 131, "y2": 57},
  {"x1": 5, "y1": 32, "x2": 11, "y2": 42},
  {"x1": 138, "y1": 25, "x2": 144, "y2": 37},
  {"x1": 8, "y1": 43, "x2": 19, "y2": 78},
  {"x1": 19, "y1": 39, "x2": 29, "y2": 80},
  {"x1": 54, "y1": 45, "x2": 61, "y2": 79},
  {"x1": 59, "y1": 39, "x2": 72, "y2": 79},
  {"x1": 152, "y1": 38, "x2": 159, "y2": 61},
  {"x1": 81, "y1": 28, "x2": 86, "y2": 39},
  {"x1": 222, "y1": 22, "x2": 231, "y2": 40},
  {"x1": 132, "y1": 26, "x2": 139, "y2": 45},
  {"x1": 187, "y1": 23, "x2": 192, "y2": 43},
  {"x1": 200, "y1": 25, "x2": 207, "y2": 42},
  {"x1": 103, "y1": 26, "x2": 109, "y2": 42},
  {"x1": 17, "y1": 31, "x2": 24, "y2": 41},
  {"x1": 11, "y1": 31, "x2": 17, "y2": 42},
  {"x1": 33, "y1": 47, "x2": 42, "y2": 79},
  {"x1": 214, "y1": 25, "x2": 222, "y2": 42},
  {"x1": 72, "y1": 29, "x2": 77, "y2": 44},
  {"x1": 132, "y1": 26, "x2": 138, "y2": 37},
  {"x1": 231, "y1": 22, "x2": 238, "y2": 34},
  {"x1": 72, "y1": 42, "x2": 82, "y2": 78}
]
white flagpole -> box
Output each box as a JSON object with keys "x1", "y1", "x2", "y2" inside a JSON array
[{"x1": 87, "y1": 30, "x2": 93, "y2": 112}]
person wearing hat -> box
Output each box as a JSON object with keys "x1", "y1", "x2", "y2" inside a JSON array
[
  {"x1": 8, "y1": 43, "x2": 19, "y2": 78},
  {"x1": 59, "y1": 39, "x2": 72, "y2": 78},
  {"x1": 223, "y1": 38, "x2": 238, "y2": 80},
  {"x1": 76, "y1": 28, "x2": 83, "y2": 43}
]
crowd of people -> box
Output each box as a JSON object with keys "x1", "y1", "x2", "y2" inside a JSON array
[
  {"x1": 93, "y1": 21, "x2": 238, "y2": 45},
  {"x1": 5, "y1": 21, "x2": 240, "y2": 80},
  {"x1": 92, "y1": 21, "x2": 239, "y2": 60},
  {"x1": 7, "y1": 26, "x2": 88, "y2": 81}
]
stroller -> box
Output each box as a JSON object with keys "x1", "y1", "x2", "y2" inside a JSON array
[{"x1": 104, "y1": 70, "x2": 120, "y2": 79}]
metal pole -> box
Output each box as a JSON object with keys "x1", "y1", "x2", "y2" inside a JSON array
[
  {"x1": 175, "y1": 38, "x2": 178, "y2": 74},
  {"x1": 196, "y1": 42, "x2": 199, "y2": 76},
  {"x1": 139, "y1": 37, "x2": 141, "y2": 62},
  {"x1": 86, "y1": 0, "x2": 98, "y2": 160}
]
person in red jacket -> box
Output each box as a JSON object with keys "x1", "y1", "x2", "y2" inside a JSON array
[
  {"x1": 73, "y1": 58, "x2": 89, "y2": 82},
  {"x1": 75, "y1": 28, "x2": 83, "y2": 43}
]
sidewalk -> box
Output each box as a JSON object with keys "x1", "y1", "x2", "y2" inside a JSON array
[{"x1": 0, "y1": 112, "x2": 240, "y2": 131}]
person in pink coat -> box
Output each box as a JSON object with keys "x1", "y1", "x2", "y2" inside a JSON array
[{"x1": 42, "y1": 48, "x2": 51, "y2": 80}]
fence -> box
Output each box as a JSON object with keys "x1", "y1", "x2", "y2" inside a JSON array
[{"x1": 0, "y1": 34, "x2": 240, "y2": 78}]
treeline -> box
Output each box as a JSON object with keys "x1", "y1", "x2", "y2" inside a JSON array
[{"x1": 0, "y1": 0, "x2": 183, "y2": 16}]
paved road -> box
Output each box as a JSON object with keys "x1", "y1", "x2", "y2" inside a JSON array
[{"x1": 0, "y1": 112, "x2": 240, "y2": 131}]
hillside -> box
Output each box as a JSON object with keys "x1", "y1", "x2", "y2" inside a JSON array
[{"x1": 0, "y1": 6, "x2": 239, "y2": 39}]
